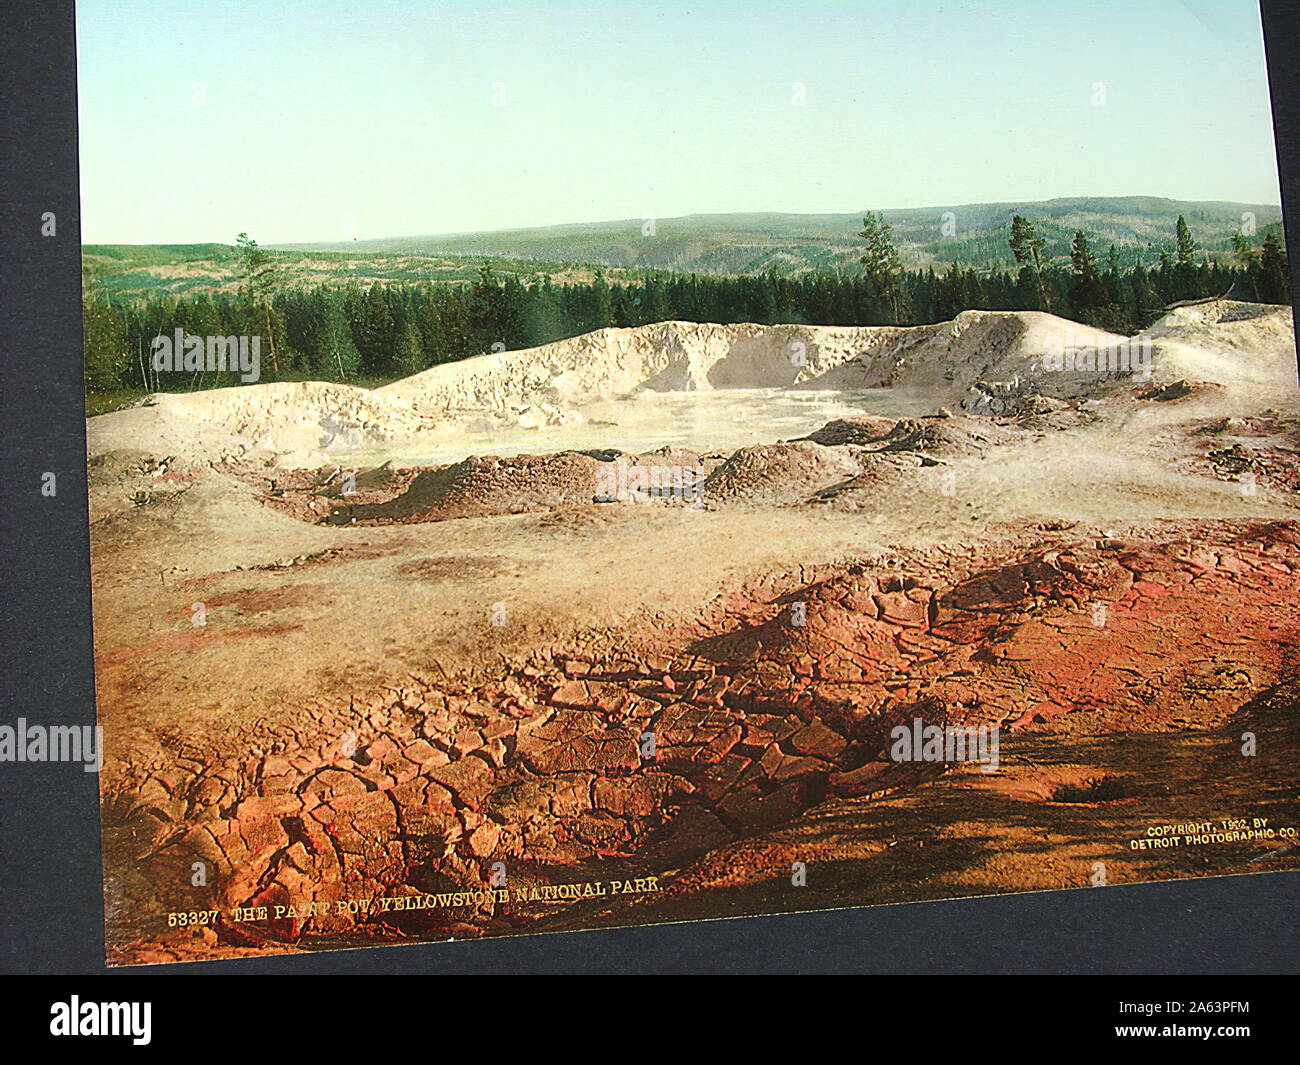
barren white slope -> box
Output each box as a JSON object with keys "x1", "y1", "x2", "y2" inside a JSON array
[
  {"x1": 86, "y1": 303, "x2": 1296, "y2": 468},
  {"x1": 1138, "y1": 302, "x2": 1298, "y2": 396},
  {"x1": 377, "y1": 312, "x2": 1131, "y2": 412}
]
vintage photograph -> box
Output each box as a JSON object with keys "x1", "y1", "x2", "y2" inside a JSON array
[{"x1": 76, "y1": 0, "x2": 1298, "y2": 964}]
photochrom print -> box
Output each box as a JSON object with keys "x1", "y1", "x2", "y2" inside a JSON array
[{"x1": 77, "y1": 1, "x2": 1298, "y2": 965}]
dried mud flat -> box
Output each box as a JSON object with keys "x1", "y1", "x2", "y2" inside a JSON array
[{"x1": 87, "y1": 303, "x2": 1300, "y2": 964}]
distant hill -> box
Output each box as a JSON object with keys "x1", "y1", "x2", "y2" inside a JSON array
[
  {"x1": 277, "y1": 197, "x2": 1284, "y2": 274},
  {"x1": 84, "y1": 196, "x2": 1285, "y2": 299},
  {"x1": 79, "y1": 246, "x2": 626, "y2": 299}
]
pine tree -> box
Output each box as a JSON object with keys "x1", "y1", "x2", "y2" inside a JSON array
[
  {"x1": 358, "y1": 283, "x2": 396, "y2": 374},
  {"x1": 1008, "y1": 214, "x2": 1049, "y2": 311},
  {"x1": 436, "y1": 287, "x2": 475, "y2": 361},
  {"x1": 1128, "y1": 262, "x2": 1161, "y2": 326},
  {"x1": 235, "y1": 232, "x2": 281, "y2": 378},
  {"x1": 82, "y1": 265, "x2": 129, "y2": 393},
  {"x1": 470, "y1": 264, "x2": 508, "y2": 351},
  {"x1": 591, "y1": 268, "x2": 614, "y2": 329},
  {"x1": 1175, "y1": 215, "x2": 1196, "y2": 267},
  {"x1": 1068, "y1": 230, "x2": 1105, "y2": 322},
  {"x1": 314, "y1": 288, "x2": 361, "y2": 380},
  {"x1": 859, "y1": 212, "x2": 905, "y2": 323},
  {"x1": 501, "y1": 274, "x2": 527, "y2": 347},
  {"x1": 394, "y1": 321, "x2": 424, "y2": 377},
  {"x1": 1258, "y1": 233, "x2": 1292, "y2": 304},
  {"x1": 1171, "y1": 215, "x2": 1201, "y2": 299},
  {"x1": 1231, "y1": 232, "x2": 1258, "y2": 269},
  {"x1": 629, "y1": 274, "x2": 670, "y2": 325}
]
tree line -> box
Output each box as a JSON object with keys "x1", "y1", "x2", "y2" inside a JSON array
[{"x1": 83, "y1": 219, "x2": 1291, "y2": 395}]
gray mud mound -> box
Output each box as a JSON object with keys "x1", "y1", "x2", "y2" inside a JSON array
[
  {"x1": 328, "y1": 451, "x2": 608, "y2": 524},
  {"x1": 799, "y1": 416, "x2": 901, "y2": 446},
  {"x1": 1192, "y1": 410, "x2": 1300, "y2": 494},
  {"x1": 1013, "y1": 394, "x2": 1095, "y2": 431},
  {"x1": 310, "y1": 448, "x2": 726, "y2": 525},
  {"x1": 703, "y1": 413, "x2": 1029, "y2": 507},
  {"x1": 802, "y1": 414, "x2": 1015, "y2": 456},
  {"x1": 702, "y1": 440, "x2": 871, "y2": 505}
]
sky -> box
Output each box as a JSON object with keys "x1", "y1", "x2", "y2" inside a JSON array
[{"x1": 76, "y1": 0, "x2": 1284, "y2": 244}]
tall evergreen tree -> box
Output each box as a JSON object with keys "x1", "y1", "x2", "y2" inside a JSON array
[
  {"x1": 859, "y1": 211, "x2": 905, "y2": 323},
  {"x1": 1259, "y1": 233, "x2": 1292, "y2": 304},
  {"x1": 1231, "y1": 232, "x2": 1258, "y2": 269},
  {"x1": 235, "y1": 232, "x2": 282, "y2": 378},
  {"x1": 1128, "y1": 262, "x2": 1161, "y2": 325},
  {"x1": 1231, "y1": 233, "x2": 1260, "y2": 300},
  {"x1": 314, "y1": 287, "x2": 362, "y2": 379},
  {"x1": 469, "y1": 264, "x2": 508, "y2": 350},
  {"x1": 1173, "y1": 215, "x2": 1200, "y2": 297},
  {"x1": 590, "y1": 268, "x2": 614, "y2": 330},
  {"x1": 82, "y1": 265, "x2": 129, "y2": 393},
  {"x1": 358, "y1": 283, "x2": 396, "y2": 374},
  {"x1": 394, "y1": 320, "x2": 424, "y2": 377},
  {"x1": 1008, "y1": 214, "x2": 1049, "y2": 310},
  {"x1": 1068, "y1": 230, "x2": 1105, "y2": 322},
  {"x1": 1175, "y1": 215, "x2": 1196, "y2": 267}
]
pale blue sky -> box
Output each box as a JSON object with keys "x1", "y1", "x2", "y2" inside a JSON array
[{"x1": 76, "y1": 0, "x2": 1283, "y2": 244}]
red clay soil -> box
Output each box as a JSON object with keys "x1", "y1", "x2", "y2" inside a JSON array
[{"x1": 103, "y1": 518, "x2": 1300, "y2": 964}]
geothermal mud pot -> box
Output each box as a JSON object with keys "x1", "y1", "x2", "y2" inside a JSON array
[{"x1": 87, "y1": 304, "x2": 1300, "y2": 963}]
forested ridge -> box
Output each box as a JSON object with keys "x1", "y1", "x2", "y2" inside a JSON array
[{"x1": 83, "y1": 215, "x2": 1291, "y2": 398}]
